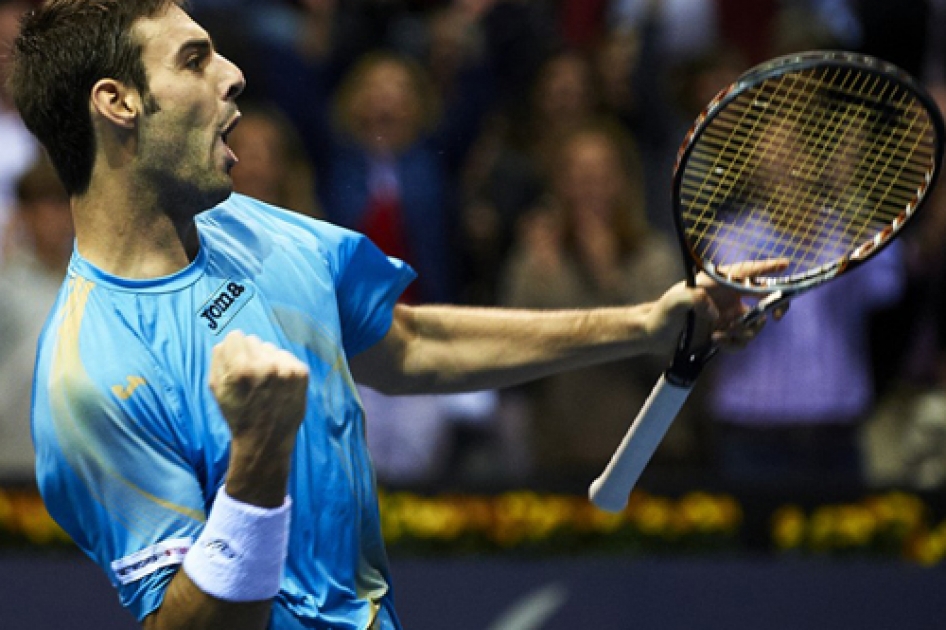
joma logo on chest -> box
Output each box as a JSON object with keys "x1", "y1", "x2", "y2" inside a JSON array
[{"x1": 198, "y1": 280, "x2": 253, "y2": 333}]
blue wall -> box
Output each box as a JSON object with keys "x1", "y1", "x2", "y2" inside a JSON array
[{"x1": 1, "y1": 554, "x2": 944, "y2": 629}]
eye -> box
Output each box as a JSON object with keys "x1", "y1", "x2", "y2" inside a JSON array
[{"x1": 185, "y1": 56, "x2": 203, "y2": 71}]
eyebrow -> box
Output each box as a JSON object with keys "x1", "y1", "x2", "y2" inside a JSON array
[{"x1": 176, "y1": 37, "x2": 213, "y2": 64}]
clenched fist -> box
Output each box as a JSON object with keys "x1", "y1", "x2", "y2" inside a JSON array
[{"x1": 209, "y1": 331, "x2": 309, "y2": 507}]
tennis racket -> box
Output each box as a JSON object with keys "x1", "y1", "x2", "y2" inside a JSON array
[{"x1": 590, "y1": 50, "x2": 945, "y2": 511}]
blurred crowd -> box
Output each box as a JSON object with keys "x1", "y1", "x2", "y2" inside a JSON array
[{"x1": 2, "y1": 0, "x2": 946, "y2": 494}]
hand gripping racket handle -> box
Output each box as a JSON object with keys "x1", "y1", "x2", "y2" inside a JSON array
[{"x1": 588, "y1": 375, "x2": 693, "y2": 512}]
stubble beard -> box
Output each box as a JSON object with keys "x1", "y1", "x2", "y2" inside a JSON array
[{"x1": 140, "y1": 132, "x2": 233, "y2": 221}]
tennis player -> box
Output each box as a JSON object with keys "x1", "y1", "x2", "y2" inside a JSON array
[{"x1": 11, "y1": 2, "x2": 771, "y2": 629}]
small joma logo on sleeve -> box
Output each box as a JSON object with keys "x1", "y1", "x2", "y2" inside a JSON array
[{"x1": 198, "y1": 280, "x2": 254, "y2": 333}]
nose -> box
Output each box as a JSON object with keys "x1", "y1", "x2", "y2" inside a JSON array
[{"x1": 218, "y1": 53, "x2": 246, "y2": 101}]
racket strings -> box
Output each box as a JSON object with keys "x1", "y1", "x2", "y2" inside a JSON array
[
  {"x1": 790, "y1": 70, "x2": 904, "y2": 263},
  {"x1": 730, "y1": 67, "x2": 857, "y2": 265},
  {"x1": 693, "y1": 72, "x2": 898, "y2": 258},
  {"x1": 686, "y1": 66, "x2": 853, "y2": 267},
  {"x1": 689, "y1": 79, "x2": 931, "y2": 271},
  {"x1": 680, "y1": 64, "x2": 936, "y2": 283}
]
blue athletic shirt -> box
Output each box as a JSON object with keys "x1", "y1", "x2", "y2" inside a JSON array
[{"x1": 30, "y1": 193, "x2": 416, "y2": 629}]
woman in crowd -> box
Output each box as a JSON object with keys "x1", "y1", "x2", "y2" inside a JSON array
[{"x1": 500, "y1": 119, "x2": 683, "y2": 481}]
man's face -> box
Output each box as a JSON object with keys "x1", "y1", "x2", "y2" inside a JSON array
[{"x1": 131, "y1": 5, "x2": 245, "y2": 210}]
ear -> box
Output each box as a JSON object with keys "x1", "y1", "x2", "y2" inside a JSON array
[{"x1": 89, "y1": 79, "x2": 140, "y2": 129}]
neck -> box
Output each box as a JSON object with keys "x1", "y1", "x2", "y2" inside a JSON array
[{"x1": 71, "y1": 173, "x2": 204, "y2": 279}]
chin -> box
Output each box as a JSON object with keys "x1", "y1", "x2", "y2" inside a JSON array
[
  {"x1": 205, "y1": 183, "x2": 234, "y2": 208},
  {"x1": 190, "y1": 172, "x2": 233, "y2": 210}
]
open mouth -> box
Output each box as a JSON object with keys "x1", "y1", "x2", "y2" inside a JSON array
[
  {"x1": 220, "y1": 112, "x2": 242, "y2": 163},
  {"x1": 221, "y1": 113, "x2": 241, "y2": 144}
]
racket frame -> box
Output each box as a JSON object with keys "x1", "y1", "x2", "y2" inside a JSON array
[
  {"x1": 666, "y1": 50, "x2": 945, "y2": 386},
  {"x1": 672, "y1": 50, "x2": 945, "y2": 295},
  {"x1": 591, "y1": 50, "x2": 945, "y2": 511}
]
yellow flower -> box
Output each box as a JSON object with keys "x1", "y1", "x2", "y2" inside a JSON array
[
  {"x1": 0, "y1": 490, "x2": 12, "y2": 530},
  {"x1": 635, "y1": 496, "x2": 673, "y2": 536},
  {"x1": 772, "y1": 505, "x2": 806, "y2": 551},
  {"x1": 911, "y1": 529, "x2": 946, "y2": 566},
  {"x1": 808, "y1": 506, "x2": 837, "y2": 550},
  {"x1": 834, "y1": 505, "x2": 876, "y2": 548},
  {"x1": 676, "y1": 492, "x2": 742, "y2": 534}
]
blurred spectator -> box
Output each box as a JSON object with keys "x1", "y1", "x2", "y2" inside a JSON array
[
  {"x1": 0, "y1": 157, "x2": 73, "y2": 482},
  {"x1": 861, "y1": 80, "x2": 946, "y2": 490},
  {"x1": 325, "y1": 51, "x2": 502, "y2": 486},
  {"x1": 421, "y1": 4, "x2": 494, "y2": 175},
  {"x1": 592, "y1": 28, "x2": 643, "y2": 135},
  {"x1": 231, "y1": 0, "x2": 380, "y2": 174},
  {"x1": 523, "y1": 51, "x2": 603, "y2": 177},
  {"x1": 705, "y1": 243, "x2": 905, "y2": 488},
  {"x1": 632, "y1": 43, "x2": 743, "y2": 236},
  {"x1": 324, "y1": 52, "x2": 460, "y2": 304},
  {"x1": 0, "y1": 0, "x2": 40, "y2": 262},
  {"x1": 228, "y1": 101, "x2": 322, "y2": 218},
  {"x1": 591, "y1": 18, "x2": 678, "y2": 238},
  {"x1": 696, "y1": 65, "x2": 906, "y2": 487},
  {"x1": 499, "y1": 120, "x2": 682, "y2": 482},
  {"x1": 462, "y1": 49, "x2": 602, "y2": 305}
]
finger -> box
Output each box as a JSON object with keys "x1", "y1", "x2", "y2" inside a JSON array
[
  {"x1": 682, "y1": 288, "x2": 721, "y2": 347},
  {"x1": 716, "y1": 258, "x2": 791, "y2": 280},
  {"x1": 275, "y1": 349, "x2": 310, "y2": 380}
]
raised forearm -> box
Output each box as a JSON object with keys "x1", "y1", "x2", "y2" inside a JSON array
[
  {"x1": 144, "y1": 333, "x2": 305, "y2": 630},
  {"x1": 362, "y1": 302, "x2": 666, "y2": 395}
]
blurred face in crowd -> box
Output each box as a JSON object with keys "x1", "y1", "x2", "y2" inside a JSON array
[
  {"x1": 558, "y1": 132, "x2": 624, "y2": 222},
  {"x1": 349, "y1": 59, "x2": 423, "y2": 153},
  {"x1": 535, "y1": 53, "x2": 595, "y2": 127},
  {"x1": 427, "y1": 7, "x2": 478, "y2": 83}
]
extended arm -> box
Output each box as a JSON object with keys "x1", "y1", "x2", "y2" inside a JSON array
[{"x1": 350, "y1": 276, "x2": 748, "y2": 395}]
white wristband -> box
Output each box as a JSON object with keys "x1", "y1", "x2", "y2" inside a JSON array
[{"x1": 183, "y1": 487, "x2": 292, "y2": 602}]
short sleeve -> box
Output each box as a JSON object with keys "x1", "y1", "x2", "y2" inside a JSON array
[
  {"x1": 312, "y1": 223, "x2": 416, "y2": 356},
  {"x1": 216, "y1": 195, "x2": 417, "y2": 356},
  {"x1": 32, "y1": 285, "x2": 208, "y2": 621}
]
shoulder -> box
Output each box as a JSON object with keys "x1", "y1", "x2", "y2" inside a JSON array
[
  {"x1": 203, "y1": 194, "x2": 367, "y2": 255},
  {"x1": 33, "y1": 277, "x2": 168, "y2": 415}
]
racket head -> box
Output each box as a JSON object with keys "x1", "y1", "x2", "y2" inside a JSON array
[{"x1": 672, "y1": 50, "x2": 945, "y2": 293}]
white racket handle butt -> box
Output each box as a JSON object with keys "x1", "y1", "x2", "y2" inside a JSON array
[{"x1": 589, "y1": 375, "x2": 694, "y2": 512}]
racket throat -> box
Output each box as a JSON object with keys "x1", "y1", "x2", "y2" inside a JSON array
[
  {"x1": 666, "y1": 344, "x2": 717, "y2": 387},
  {"x1": 740, "y1": 291, "x2": 789, "y2": 327},
  {"x1": 665, "y1": 311, "x2": 719, "y2": 387}
]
